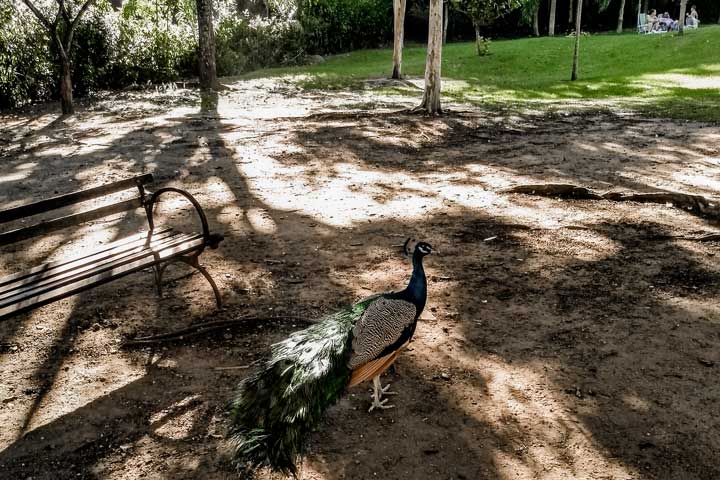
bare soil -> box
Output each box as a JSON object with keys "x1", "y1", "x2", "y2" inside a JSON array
[{"x1": 1, "y1": 81, "x2": 719, "y2": 480}]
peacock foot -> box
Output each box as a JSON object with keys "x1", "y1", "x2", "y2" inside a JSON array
[
  {"x1": 371, "y1": 383, "x2": 397, "y2": 398},
  {"x1": 368, "y1": 397, "x2": 395, "y2": 412},
  {"x1": 380, "y1": 383, "x2": 397, "y2": 396}
]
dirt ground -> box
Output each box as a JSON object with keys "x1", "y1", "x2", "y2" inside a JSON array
[{"x1": 1, "y1": 80, "x2": 719, "y2": 480}]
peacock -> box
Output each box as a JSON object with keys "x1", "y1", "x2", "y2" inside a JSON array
[{"x1": 228, "y1": 239, "x2": 433, "y2": 475}]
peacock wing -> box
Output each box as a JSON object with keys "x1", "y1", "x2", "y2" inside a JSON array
[{"x1": 347, "y1": 296, "x2": 417, "y2": 370}]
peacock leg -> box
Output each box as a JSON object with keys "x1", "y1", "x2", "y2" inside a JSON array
[{"x1": 368, "y1": 376, "x2": 395, "y2": 412}]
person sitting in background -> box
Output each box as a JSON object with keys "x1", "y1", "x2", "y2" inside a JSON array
[
  {"x1": 658, "y1": 12, "x2": 673, "y2": 31},
  {"x1": 686, "y1": 5, "x2": 700, "y2": 28},
  {"x1": 647, "y1": 9, "x2": 660, "y2": 31}
]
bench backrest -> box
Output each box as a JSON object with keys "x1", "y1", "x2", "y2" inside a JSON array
[{"x1": 0, "y1": 174, "x2": 154, "y2": 247}]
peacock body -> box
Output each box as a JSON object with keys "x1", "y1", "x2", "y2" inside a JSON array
[{"x1": 228, "y1": 241, "x2": 433, "y2": 475}]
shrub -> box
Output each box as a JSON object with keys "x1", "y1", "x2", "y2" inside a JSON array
[
  {"x1": 0, "y1": 0, "x2": 396, "y2": 109},
  {"x1": 216, "y1": 14, "x2": 306, "y2": 76},
  {"x1": 297, "y1": 0, "x2": 394, "y2": 54},
  {"x1": 0, "y1": 3, "x2": 55, "y2": 109}
]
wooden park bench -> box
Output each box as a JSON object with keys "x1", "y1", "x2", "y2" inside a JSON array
[{"x1": 0, "y1": 174, "x2": 224, "y2": 320}]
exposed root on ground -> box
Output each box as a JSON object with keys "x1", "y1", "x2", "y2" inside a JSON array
[{"x1": 504, "y1": 183, "x2": 720, "y2": 221}]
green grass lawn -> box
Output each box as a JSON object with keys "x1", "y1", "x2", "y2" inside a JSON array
[{"x1": 243, "y1": 25, "x2": 720, "y2": 121}]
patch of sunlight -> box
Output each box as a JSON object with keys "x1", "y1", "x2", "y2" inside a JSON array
[
  {"x1": 673, "y1": 172, "x2": 720, "y2": 192},
  {"x1": 235, "y1": 156, "x2": 452, "y2": 227},
  {"x1": 151, "y1": 395, "x2": 204, "y2": 440},
  {"x1": 622, "y1": 393, "x2": 651, "y2": 412},
  {"x1": 234, "y1": 142, "x2": 625, "y2": 232},
  {"x1": 638, "y1": 73, "x2": 720, "y2": 90},
  {"x1": 671, "y1": 63, "x2": 720, "y2": 74},
  {"x1": 24, "y1": 330, "x2": 145, "y2": 434},
  {"x1": 246, "y1": 207, "x2": 278, "y2": 234},
  {"x1": 514, "y1": 227, "x2": 622, "y2": 262},
  {"x1": 442, "y1": 349, "x2": 640, "y2": 480},
  {"x1": 199, "y1": 176, "x2": 238, "y2": 204},
  {"x1": 92, "y1": 434, "x2": 161, "y2": 479},
  {"x1": 440, "y1": 79, "x2": 473, "y2": 92},
  {"x1": 665, "y1": 296, "x2": 720, "y2": 326},
  {"x1": 0, "y1": 170, "x2": 34, "y2": 183},
  {"x1": 576, "y1": 142, "x2": 599, "y2": 152},
  {"x1": 0, "y1": 298, "x2": 69, "y2": 447}
]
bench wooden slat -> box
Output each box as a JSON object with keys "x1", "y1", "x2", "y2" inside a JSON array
[
  {"x1": 0, "y1": 233, "x2": 203, "y2": 308},
  {"x1": 0, "y1": 174, "x2": 153, "y2": 225},
  {"x1": 0, "y1": 230, "x2": 188, "y2": 299},
  {"x1": 0, "y1": 236, "x2": 207, "y2": 320},
  {"x1": 0, "y1": 198, "x2": 144, "y2": 247},
  {"x1": 0, "y1": 227, "x2": 175, "y2": 291}
]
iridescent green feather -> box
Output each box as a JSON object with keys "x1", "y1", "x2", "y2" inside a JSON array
[{"x1": 228, "y1": 299, "x2": 374, "y2": 475}]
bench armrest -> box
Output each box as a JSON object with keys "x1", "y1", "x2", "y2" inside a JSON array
[{"x1": 146, "y1": 187, "x2": 224, "y2": 249}]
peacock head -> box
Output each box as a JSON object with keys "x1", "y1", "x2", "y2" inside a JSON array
[{"x1": 403, "y1": 238, "x2": 434, "y2": 258}]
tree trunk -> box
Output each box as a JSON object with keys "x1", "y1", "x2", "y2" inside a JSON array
[
  {"x1": 418, "y1": 0, "x2": 443, "y2": 114},
  {"x1": 59, "y1": 53, "x2": 74, "y2": 114},
  {"x1": 443, "y1": 1, "x2": 449, "y2": 44},
  {"x1": 549, "y1": 0, "x2": 557, "y2": 36},
  {"x1": 571, "y1": 0, "x2": 582, "y2": 81},
  {"x1": 642, "y1": 0, "x2": 648, "y2": 13},
  {"x1": 533, "y1": 1, "x2": 540, "y2": 36},
  {"x1": 678, "y1": 0, "x2": 687, "y2": 34},
  {"x1": 616, "y1": 0, "x2": 625, "y2": 32},
  {"x1": 568, "y1": 0, "x2": 573, "y2": 26},
  {"x1": 196, "y1": 0, "x2": 218, "y2": 89},
  {"x1": 391, "y1": 0, "x2": 407, "y2": 79}
]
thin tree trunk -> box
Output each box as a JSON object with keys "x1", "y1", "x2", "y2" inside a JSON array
[
  {"x1": 533, "y1": 1, "x2": 540, "y2": 36},
  {"x1": 392, "y1": 0, "x2": 407, "y2": 79},
  {"x1": 616, "y1": 0, "x2": 626, "y2": 32},
  {"x1": 642, "y1": 0, "x2": 648, "y2": 13},
  {"x1": 549, "y1": 0, "x2": 557, "y2": 36},
  {"x1": 474, "y1": 24, "x2": 482, "y2": 55},
  {"x1": 21, "y1": 0, "x2": 95, "y2": 115},
  {"x1": 571, "y1": 0, "x2": 582, "y2": 81},
  {"x1": 418, "y1": 0, "x2": 443, "y2": 114},
  {"x1": 196, "y1": 0, "x2": 218, "y2": 89},
  {"x1": 443, "y1": 1, "x2": 449, "y2": 44},
  {"x1": 568, "y1": 0, "x2": 573, "y2": 26},
  {"x1": 678, "y1": 0, "x2": 687, "y2": 34},
  {"x1": 59, "y1": 53, "x2": 73, "y2": 114}
]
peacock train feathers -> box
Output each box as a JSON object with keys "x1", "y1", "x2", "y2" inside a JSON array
[{"x1": 228, "y1": 240, "x2": 434, "y2": 475}]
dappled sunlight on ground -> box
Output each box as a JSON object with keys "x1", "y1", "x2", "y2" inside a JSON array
[{"x1": 1, "y1": 78, "x2": 720, "y2": 479}]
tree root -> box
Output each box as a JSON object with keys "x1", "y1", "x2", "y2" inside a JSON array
[
  {"x1": 504, "y1": 184, "x2": 720, "y2": 220},
  {"x1": 122, "y1": 316, "x2": 309, "y2": 347}
]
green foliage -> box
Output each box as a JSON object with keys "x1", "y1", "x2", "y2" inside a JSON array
[
  {"x1": 519, "y1": 0, "x2": 539, "y2": 26},
  {"x1": 1, "y1": 0, "x2": 399, "y2": 109},
  {"x1": 0, "y1": 0, "x2": 199, "y2": 109},
  {"x1": 297, "y1": 0, "x2": 393, "y2": 54},
  {"x1": 451, "y1": 0, "x2": 523, "y2": 27},
  {"x1": 216, "y1": 14, "x2": 305, "y2": 76},
  {"x1": 0, "y1": 2, "x2": 55, "y2": 109}
]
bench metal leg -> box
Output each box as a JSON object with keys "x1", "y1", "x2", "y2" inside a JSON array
[
  {"x1": 180, "y1": 256, "x2": 222, "y2": 308},
  {"x1": 153, "y1": 264, "x2": 165, "y2": 298},
  {"x1": 157, "y1": 256, "x2": 222, "y2": 308}
]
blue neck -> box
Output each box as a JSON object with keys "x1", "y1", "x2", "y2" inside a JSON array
[{"x1": 403, "y1": 251, "x2": 427, "y2": 316}]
